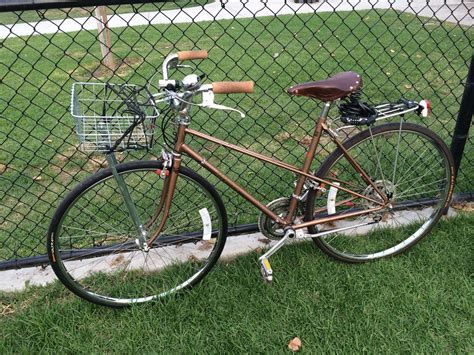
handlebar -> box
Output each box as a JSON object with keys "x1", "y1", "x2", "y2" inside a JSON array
[
  {"x1": 177, "y1": 50, "x2": 208, "y2": 61},
  {"x1": 159, "y1": 51, "x2": 253, "y2": 117},
  {"x1": 212, "y1": 81, "x2": 254, "y2": 94},
  {"x1": 162, "y1": 51, "x2": 254, "y2": 96},
  {"x1": 163, "y1": 49, "x2": 208, "y2": 80}
]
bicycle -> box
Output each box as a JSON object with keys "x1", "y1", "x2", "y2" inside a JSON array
[{"x1": 47, "y1": 50, "x2": 455, "y2": 307}]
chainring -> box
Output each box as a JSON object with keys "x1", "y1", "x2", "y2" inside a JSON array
[{"x1": 257, "y1": 197, "x2": 304, "y2": 240}]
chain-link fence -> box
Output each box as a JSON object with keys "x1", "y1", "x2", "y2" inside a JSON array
[{"x1": 0, "y1": 0, "x2": 472, "y2": 270}]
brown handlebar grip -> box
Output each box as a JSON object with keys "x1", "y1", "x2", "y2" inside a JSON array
[
  {"x1": 212, "y1": 81, "x2": 254, "y2": 94},
  {"x1": 176, "y1": 50, "x2": 208, "y2": 61}
]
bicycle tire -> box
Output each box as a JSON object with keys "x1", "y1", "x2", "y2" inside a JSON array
[
  {"x1": 305, "y1": 122, "x2": 455, "y2": 263},
  {"x1": 47, "y1": 160, "x2": 227, "y2": 307}
]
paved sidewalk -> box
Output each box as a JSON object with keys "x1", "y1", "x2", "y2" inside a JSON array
[
  {"x1": 0, "y1": 232, "x2": 276, "y2": 292},
  {"x1": 0, "y1": 0, "x2": 471, "y2": 40},
  {"x1": 0, "y1": 205, "x2": 459, "y2": 292}
]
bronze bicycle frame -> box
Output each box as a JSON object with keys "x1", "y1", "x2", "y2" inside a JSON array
[{"x1": 147, "y1": 101, "x2": 388, "y2": 245}]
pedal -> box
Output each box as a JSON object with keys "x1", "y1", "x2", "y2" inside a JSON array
[
  {"x1": 259, "y1": 256, "x2": 273, "y2": 283},
  {"x1": 257, "y1": 228, "x2": 294, "y2": 283}
]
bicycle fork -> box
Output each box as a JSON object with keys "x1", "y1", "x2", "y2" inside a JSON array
[{"x1": 106, "y1": 153, "x2": 149, "y2": 251}]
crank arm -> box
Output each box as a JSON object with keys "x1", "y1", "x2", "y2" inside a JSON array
[{"x1": 258, "y1": 229, "x2": 295, "y2": 282}]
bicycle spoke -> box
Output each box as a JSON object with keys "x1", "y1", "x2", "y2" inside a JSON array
[
  {"x1": 391, "y1": 119, "x2": 404, "y2": 185},
  {"x1": 396, "y1": 179, "x2": 446, "y2": 199},
  {"x1": 393, "y1": 146, "x2": 431, "y2": 186},
  {"x1": 50, "y1": 164, "x2": 225, "y2": 305},
  {"x1": 310, "y1": 124, "x2": 452, "y2": 262},
  {"x1": 368, "y1": 126, "x2": 387, "y2": 189}
]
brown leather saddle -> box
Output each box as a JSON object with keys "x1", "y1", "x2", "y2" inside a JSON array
[{"x1": 287, "y1": 71, "x2": 362, "y2": 102}]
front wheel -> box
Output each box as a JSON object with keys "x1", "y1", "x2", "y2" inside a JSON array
[
  {"x1": 48, "y1": 160, "x2": 227, "y2": 307},
  {"x1": 305, "y1": 122, "x2": 455, "y2": 263}
]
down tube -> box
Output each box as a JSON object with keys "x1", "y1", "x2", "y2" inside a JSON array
[{"x1": 179, "y1": 144, "x2": 287, "y2": 225}]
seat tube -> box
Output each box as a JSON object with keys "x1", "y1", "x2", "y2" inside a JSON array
[{"x1": 286, "y1": 101, "x2": 332, "y2": 221}]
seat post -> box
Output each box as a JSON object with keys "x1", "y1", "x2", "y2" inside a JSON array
[{"x1": 319, "y1": 100, "x2": 332, "y2": 120}]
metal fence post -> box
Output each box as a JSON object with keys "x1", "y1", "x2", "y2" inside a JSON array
[{"x1": 450, "y1": 53, "x2": 474, "y2": 179}]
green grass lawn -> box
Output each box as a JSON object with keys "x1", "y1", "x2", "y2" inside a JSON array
[
  {"x1": 0, "y1": 8, "x2": 472, "y2": 261},
  {"x1": 1, "y1": 213, "x2": 473, "y2": 352}
]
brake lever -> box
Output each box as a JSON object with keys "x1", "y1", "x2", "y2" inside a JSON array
[
  {"x1": 200, "y1": 90, "x2": 246, "y2": 118},
  {"x1": 175, "y1": 64, "x2": 195, "y2": 70}
]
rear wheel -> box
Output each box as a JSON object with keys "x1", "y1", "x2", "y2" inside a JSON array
[
  {"x1": 305, "y1": 122, "x2": 454, "y2": 263},
  {"x1": 48, "y1": 160, "x2": 227, "y2": 307}
]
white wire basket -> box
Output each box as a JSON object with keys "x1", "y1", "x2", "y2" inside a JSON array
[{"x1": 71, "y1": 82, "x2": 159, "y2": 152}]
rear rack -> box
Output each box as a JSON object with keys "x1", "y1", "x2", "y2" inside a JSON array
[
  {"x1": 372, "y1": 100, "x2": 419, "y2": 120},
  {"x1": 338, "y1": 91, "x2": 420, "y2": 127}
]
